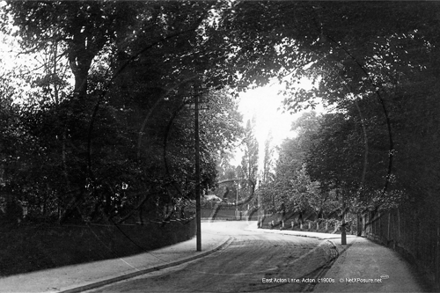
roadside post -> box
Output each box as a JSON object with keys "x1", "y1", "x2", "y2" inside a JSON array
[
  {"x1": 341, "y1": 219, "x2": 347, "y2": 245},
  {"x1": 341, "y1": 193, "x2": 347, "y2": 245},
  {"x1": 194, "y1": 85, "x2": 201, "y2": 251},
  {"x1": 235, "y1": 183, "x2": 239, "y2": 220}
]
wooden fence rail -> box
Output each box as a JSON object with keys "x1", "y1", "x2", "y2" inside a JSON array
[{"x1": 364, "y1": 206, "x2": 440, "y2": 291}]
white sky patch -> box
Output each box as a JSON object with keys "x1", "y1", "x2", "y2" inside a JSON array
[
  {"x1": 239, "y1": 85, "x2": 295, "y2": 146},
  {"x1": 232, "y1": 77, "x2": 318, "y2": 169}
]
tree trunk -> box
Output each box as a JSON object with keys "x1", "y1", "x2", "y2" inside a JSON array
[{"x1": 68, "y1": 32, "x2": 100, "y2": 99}]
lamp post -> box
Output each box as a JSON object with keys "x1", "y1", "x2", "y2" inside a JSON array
[{"x1": 194, "y1": 85, "x2": 201, "y2": 251}]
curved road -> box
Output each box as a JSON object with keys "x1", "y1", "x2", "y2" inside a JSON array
[{"x1": 87, "y1": 221, "x2": 336, "y2": 293}]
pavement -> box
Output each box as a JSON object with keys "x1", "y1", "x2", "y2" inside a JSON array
[
  {"x1": 0, "y1": 223, "x2": 233, "y2": 293},
  {"x1": 0, "y1": 221, "x2": 426, "y2": 293},
  {"x1": 253, "y1": 227, "x2": 425, "y2": 292}
]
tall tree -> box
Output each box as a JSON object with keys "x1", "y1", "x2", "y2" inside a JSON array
[
  {"x1": 240, "y1": 117, "x2": 259, "y2": 201},
  {"x1": 3, "y1": 1, "x2": 156, "y2": 98},
  {"x1": 264, "y1": 112, "x2": 325, "y2": 216},
  {"x1": 261, "y1": 131, "x2": 274, "y2": 184}
]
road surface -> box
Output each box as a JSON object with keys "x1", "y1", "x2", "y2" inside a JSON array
[{"x1": 87, "y1": 221, "x2": 336, "y2": 292}]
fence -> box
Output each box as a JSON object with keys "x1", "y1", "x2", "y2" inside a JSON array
[
  {"x1": 259, "y1": 211, "x2": 358, "y2": 234},
  {"x1": 364, "y1": 203, "x2": 440, "y2": 291}
]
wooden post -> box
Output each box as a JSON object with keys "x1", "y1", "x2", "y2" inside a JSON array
[
  {"x1": 436, "y1": 225, "x2": 440, "y2": 291},
  {"x1": 235, "y1": 186, "x2": 239, "y2": 220},
  {"x1": 341, "y1": 213, "x2": 347, "y2": 245},
  {"x1": 388, "y1": 212, "x2": 391, "y2": 244},
  {"x1": 397, "y1": 208, "x2": 401, "y2": 241},
  {"x1": 357, "y1": 214, "x2": 362, "y2": 236},
  {"x1": 341, "y1": 220, "x2": 347, "y2": 245},
  {"x1": 378, "y1": 212, "x2": 381, "y2": 241},
  {"x1": 341, "y1": 199, "x2": 347, "y2": 245},
  {"x1": 195, "y1": 86, "x2": 201, "y2": 251}
]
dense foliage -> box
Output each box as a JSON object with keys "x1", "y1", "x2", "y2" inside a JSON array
[
  {"x1": 241, "y1": 2, "x2": 440, "y2": 222},
  {"x1": 1, "y1": 1, "x2": 439, "y2": 229},
  {"x1": 0, "y1": 1, "x2": 246, "y2": 224}
]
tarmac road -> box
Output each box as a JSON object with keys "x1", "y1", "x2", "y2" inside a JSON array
[{"x1": 86, "y1": 221, "x2": 337, "y2": 293}]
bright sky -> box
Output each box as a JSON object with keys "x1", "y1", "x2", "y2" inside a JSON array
[{"x1": 233, "y1": 77, "x2": 318, "y2": 169}]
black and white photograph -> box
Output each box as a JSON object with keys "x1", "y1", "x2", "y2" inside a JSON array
[{"x1": 0, "y1": 1, "x2": 438, "y2": 292}]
